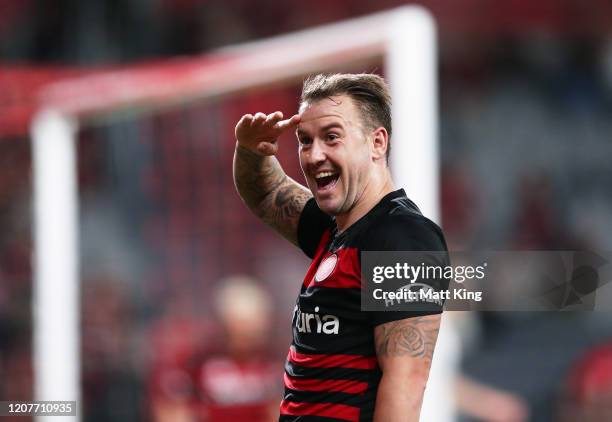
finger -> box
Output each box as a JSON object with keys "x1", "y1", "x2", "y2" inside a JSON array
[
  {"x1": 275, "y1": 114, "x2": 301, "y2": 131},
  {"x1": 256, "y1": 142, "x2": 278, "y2": 156},
  {"x1": 237, "y1": 113, "x2": 253, "y2": 127},
  {"x1": 264, "y1": 111, "x2": 283, "y2": 126},
  {"x1": 235, "y1": 114, "x2": 254, "y2": 138},
  {"x1": 252, "y1": 112, "x2": 267, "y2": 125}
]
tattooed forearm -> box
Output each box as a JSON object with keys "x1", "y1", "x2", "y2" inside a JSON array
[
  {"x1": 233, "y1": 144, "x2": 312, "y2": 245},
  {"x1": 258, "y1": 182, "x2": 313, "y2": 242},
  {"x1": 373, "y1": 315, "x2": 441, "y2": 421},
  {"x1": 233, "y1": 144, "x2": 285, "y2": 203},
  {"x1": 374, "y1": 314, "x2": 440, "y2": 364}
]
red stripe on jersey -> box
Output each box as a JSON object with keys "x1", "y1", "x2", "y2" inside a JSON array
[
  {"x1": 304, "y1": 247, "x2": 361, "y2": 289},
  {"x1": 280, "y1": 400, "x2": 360, "y2": 421},
  {"x1": 283, "y1": 373, "x2": 368, "y2": 394},
  {"x1": 302, "y1": 229, "x2": 332, "y2": 287},
  {"x1": 289, "y1": 346, "x2": 378, "y2": 370}
]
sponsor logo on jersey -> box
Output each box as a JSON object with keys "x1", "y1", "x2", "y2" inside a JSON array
[
  {"x1": 294, "y1": 305, "x2": 340, "y2": 334},
  {"x1": 314, "y1": 253, "x2": 338, "y2": 282}
]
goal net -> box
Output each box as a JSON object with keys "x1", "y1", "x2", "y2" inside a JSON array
[{"x1": 30, "y1": 6, "x2": 455, "y2": 421}]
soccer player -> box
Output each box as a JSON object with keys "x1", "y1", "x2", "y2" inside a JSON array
[{"x1": 233, "y1": 73, "x2": 448, "y2": 422}]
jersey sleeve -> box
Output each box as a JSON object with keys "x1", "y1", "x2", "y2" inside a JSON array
[
  {"x1": 363, "y1": 215, "x2": 450, "y2": 326},
  {"x1": 297, "y1": 198, "x2": 334, "y2": 258}
]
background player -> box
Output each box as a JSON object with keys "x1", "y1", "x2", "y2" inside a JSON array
[{"x1": 233, "y1": 73, "x2": 448, "y2": 421}]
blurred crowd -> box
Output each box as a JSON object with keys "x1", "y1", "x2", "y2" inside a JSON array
[{"x1": 2, "y1": 1, "x2": 612, "y2": 421}]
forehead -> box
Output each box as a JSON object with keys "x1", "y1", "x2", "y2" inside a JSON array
[{"x1": 298, "y1": 95, "x2": 362, "y2": 130}]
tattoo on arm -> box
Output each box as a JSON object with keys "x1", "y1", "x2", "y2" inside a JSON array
[
  {"x1": 234, "y1": 144, "x2": 285, "y2": 202},
  {"x1": 233, "y1": 144, "x2": 312, "y2": 245},
  {"x1": 374, "y1": 315, "x2": 440, "y2": 364}
]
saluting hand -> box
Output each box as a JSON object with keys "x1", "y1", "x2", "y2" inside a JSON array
[{"x1": 235, "y1": 111, "x2": 301, "y2": 156}]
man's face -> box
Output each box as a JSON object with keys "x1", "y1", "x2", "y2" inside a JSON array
[{"x1": 297, "y1": 95, "x2": 374, "y2": 216}]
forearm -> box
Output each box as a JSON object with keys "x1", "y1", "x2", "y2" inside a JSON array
[
  {"x1": 373, "y1": 314, "x2": 440, "y2": 422},
  {"x1": 374, "y1": 373, "x2": 426, "y2": 422},
  {"x1": 233, "y1": 143, "x2": 287, "y2": 210},
  {"x1": 233, "y1": 143, "x2": 311, "y2": 245},
  {"x1": 455, "y1": 376, "x2": 529, "y2": 422}
]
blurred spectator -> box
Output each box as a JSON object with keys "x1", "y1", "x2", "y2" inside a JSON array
[
  {"x1": 560, "y1": 342, "x2": 612, "y2": 421},
  {"x1": 456, "y1": 374, "x2": 529, "y2": 422},
  {"x1": 150, "y1": 275, "x2": 281, "y2": 422}
]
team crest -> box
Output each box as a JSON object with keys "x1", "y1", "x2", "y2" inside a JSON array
[{"x1": 314, "y1": 254, "x2": 338, "y2": 282}]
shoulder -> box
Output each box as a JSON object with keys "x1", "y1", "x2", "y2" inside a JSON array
[{"x1": 362, "y1": 206, "x2": 447, "y2": 252}]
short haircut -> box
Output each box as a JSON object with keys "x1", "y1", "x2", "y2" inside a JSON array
[{"x1": 300, "y1": 73, "x2": 392, "y2": 161}]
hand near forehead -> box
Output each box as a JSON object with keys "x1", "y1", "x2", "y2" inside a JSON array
[{"x1": 235, "y1": 111, "x2": 301, "y2": 156}]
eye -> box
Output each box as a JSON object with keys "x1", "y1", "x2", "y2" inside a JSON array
[
  {"x1": 298, "y1": 137, "x2": 312, "y2": 146},
  {"x1": 326, "y1": 133, "x2": 339, "y2": 141}
]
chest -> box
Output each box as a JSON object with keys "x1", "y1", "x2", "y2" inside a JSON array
[
  {"x1": 295, "y1": 245, "x2": 365, "y2": 331},
  {"x1": 303, "y1": 245, "x2": 361, "y2": 290}
]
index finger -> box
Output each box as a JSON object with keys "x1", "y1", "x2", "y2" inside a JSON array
[{"x1": 275, "y1": 114, "x2": 301, "y2": 131}]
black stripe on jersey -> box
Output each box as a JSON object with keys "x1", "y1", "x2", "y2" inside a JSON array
[
  {"x1": 291, "y1": 342, "x2": 377, "y2": 362},
  {"x1": 285, "y1": 361, "x2": 375, "y2": 383},
  {"x1": 283, "y1": 388, "x2": 375, "y2": 408},
  {"x1": 292, "y1": 337, "x2": 375, "y2": 358}
]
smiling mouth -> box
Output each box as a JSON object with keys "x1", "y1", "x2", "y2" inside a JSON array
[{"x1": 314, "y1": 171, "x2": 339, "y2": 192}]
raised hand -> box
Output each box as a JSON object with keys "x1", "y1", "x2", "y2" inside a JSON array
[{"x1": 235, "y1": 111, "x2": 301, "y2": 156}]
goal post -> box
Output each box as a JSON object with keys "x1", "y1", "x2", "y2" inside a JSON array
[
  {"x1": 31, "y1": 6, "x2": 453, "y2": 421},
  {"x1": 31, "y1": 111, "x2": 80, "y2": 420}
]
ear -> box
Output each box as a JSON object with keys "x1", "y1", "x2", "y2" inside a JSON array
[{"x1": 370, "y1": 127, "x2": 389, "y2": 162}]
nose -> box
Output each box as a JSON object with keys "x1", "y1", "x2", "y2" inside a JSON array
[{"x1": 307, "y1": 138, "x2": 326, "y2": 166}]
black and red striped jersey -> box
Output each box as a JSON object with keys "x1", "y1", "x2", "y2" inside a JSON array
[{"x1": 279, "y1": 189, "x2": 448, "y2": 422}]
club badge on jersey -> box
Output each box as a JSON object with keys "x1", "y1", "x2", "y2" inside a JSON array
[{"x1": 314, "y1": 253, "x2": 338, "y2": 282}]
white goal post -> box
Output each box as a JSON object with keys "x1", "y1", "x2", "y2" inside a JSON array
[{"x1": 31, "y1": 6, "x2": 456, "y2": 421}]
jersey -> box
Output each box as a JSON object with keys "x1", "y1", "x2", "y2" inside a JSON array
[
  {"x1": 197, "y1": 355, "x2": 279, "y2": 421},
  {"x1": 279, "y1": 189, "x2": 448, "y2": 422}
]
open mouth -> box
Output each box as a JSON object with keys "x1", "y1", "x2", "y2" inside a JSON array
[{"x1": 314, "y1": 171, "x2": 339, "y2": 192}]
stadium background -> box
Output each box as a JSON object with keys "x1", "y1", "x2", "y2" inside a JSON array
[{"x1": 1, "y1": 0, "x2": 612, "y2": 421}]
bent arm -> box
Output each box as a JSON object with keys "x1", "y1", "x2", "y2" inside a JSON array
[
  {"x1": 233, "y1": 143, "x2": 312, "y2": 246},
  {"x1": 373, "y1": 314, "x2": 441, "y2": 422}
]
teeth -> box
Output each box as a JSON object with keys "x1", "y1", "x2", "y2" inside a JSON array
[{"x1": 315, "y1": 171, "x2": 336, "y2": 179}]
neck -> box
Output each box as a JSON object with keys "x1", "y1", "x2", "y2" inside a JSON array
[{"x1": 336, "y1": 170, "x2": 395, "y2": 232}]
